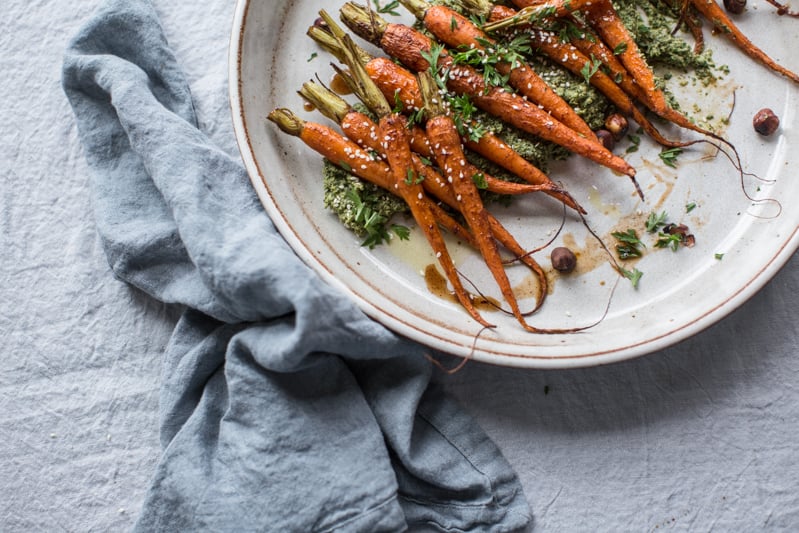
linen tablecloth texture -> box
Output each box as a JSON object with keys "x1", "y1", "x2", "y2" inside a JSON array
[{"x1": 61, "y1": 0, "x2": 530, "y2": 530}]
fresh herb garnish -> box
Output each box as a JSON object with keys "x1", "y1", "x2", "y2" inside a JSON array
[
  {"x1": 404, "y1": 168, "x2": 423, "y2": 185},
  {"x1": 580, "y1": 56, "x2": 602, "y2": 84},
  {"x1": 450, "y1": 35, "x2": 531, "y2": 93},
  {"x1": 346, "y1": 189, "x2": 391, "y2": 248},
  {"x1": 613, "y1": 42, "x2": 628, "y2": 56},
  {"x1": 371, "y1": 0, "x2": 400, "y2": 16},
  {"x1": 715, "y1": 253, "x2": 724, "y2": 260},
  {"x1": 659, "y1": 147, "x2": 682, "y2": 168},
  {"x1": 620, "y1": 267, "x2": 643, "y2": 289},
  {"x1": 391, "y1": 224, "x2": 410, "y2": 241},
  {"x1": 447, "y1": 93, "x2": 486, "y2": 142},
  {"x1": 655, "y1": 232, "x2": 683, "y2": 251},
  {"x1": 392, "y1": 89, "x2": 403, "y2": 113},
  {"x1": 420, "y1": 43, "x2": 448, "y2": 91},
  {"x1": 307, "y1": 52, "x2": 318, "y2": 62},
  {"x1": 625, "y1": 134, "x2": 641, "y2": 154},
  {"x1": 472, "y1": 172, "x2": 488, "y2": 189},
  {"x1": 686, "y1": 202, "x2": 697, "y2": 213},
  {"x1": 611, "y1": 228, "x2": 645, "y2": 260},
  {"x1": 645, "y1": 210, "x2": 669, "y2": 233}
]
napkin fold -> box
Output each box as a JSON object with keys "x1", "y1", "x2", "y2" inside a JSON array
[{"x1": 62, "y1": 1, "x2": 531, "y2": 530}]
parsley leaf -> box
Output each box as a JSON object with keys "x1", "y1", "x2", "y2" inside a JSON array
[
  {"x1": 645, "y1": 211, "x2": 668, "y2": 233},
  {"x1": 620, "y1": 267, "x2": 643, "y2": 289},
  {"x1": 655, "y1": 232, "x2": 682, "y2": 251},
  {"x1": 391, "y1": 225, "x2": 410, "y2": 241},
  {"x1": 611, "y1": 229, "x2": 645, "y2": 260},
  {"x1": 580, "y1": 56, "x2": 602, "y2": 84},
  {"x1": 472, "y1": 172, "x2": 488, "y2": 189},
  {"x1": 371, "y1": 0, "x2": 400, "y2": 16},
  {"x1": 659, "y1": 147, "x2": 682, "y2": 168}
]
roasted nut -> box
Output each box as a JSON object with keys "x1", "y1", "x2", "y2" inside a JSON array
[
  {"x1": 551, "y1": 247, "x2": 577, "y2": 273},
  {"x1": 724, "y1": 0, "x2": 746, "y2": 14},
  {"x1": 753, "y1": 108, "x2": 780, "y2": 136},
  {"x1": 596, "y1": 129, "x2": 615, "y2": 151},
  {"x1": 604, "y1": 113, "x2": 629, "y2": 140}
]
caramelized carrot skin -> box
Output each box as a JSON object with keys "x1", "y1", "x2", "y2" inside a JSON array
[
  {"x1": 426, "y1": 115, "x2": 543, "y2": 331},
  {"x1": 299, "y1": 122, "x2": 392, "y2": 188},
  {"x1": 362, "y1": 56, "x2": 584, "y2": 209},
  {"x1": 689, "y1": 0, "x2": 799, "y2": 84},
  {"x1": 374, "y1": 23, "x2": 635, "y2": 177},
  {"x1": 422, "y1": 5, "x2": 596, "y2": 140},
  {"x1": 341, "y1": 110, "x2": 551, "y2": 198},
  {"x1": 366, "y1": 57, "x2": 423, "y2": 114},
  {"x1": 380, "y1": 114, "x2": 493, "y2": 327}
]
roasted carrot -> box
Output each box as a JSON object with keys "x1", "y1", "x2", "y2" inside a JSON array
[
  {"x1": 482, "y1": 0, "x2": 591, "y2": 33},
  {"x1": 307, "y1": 23, "x2": 585, "y2": 211},
  {"x1": 379, "y1": 113, "x2": 494, "y2": 327},
  {"x1": 339, "y1": 3, "x2": 641, "y2": 190},
  {"x1": 331, "y1": 29, "x2": 551, "y2": 311},
  {"x1": 461, "y1": 1, "x2": 690, "y2": 148},
  {"x1": 268, "y1": 109, "x2": 478, "y2": 246},
  {"x1": 417, "y1": 71, "x2": 553, "y2": 331},
  {"x1": 312, "y1": 16, "x2": 566, "y2": 202},
  {"x1": 400, "y1": 0, "x2": 596, "y2": 140},
  {"x1": 688, "y1": 0, "x2": 799, "y2": 84},
  {"x1": 308, "y1": 14, "x2": 549, "y2": 320}
]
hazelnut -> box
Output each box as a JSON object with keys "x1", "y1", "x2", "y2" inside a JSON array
[
  {"x1": 596, "y1": 129, "x2": 615, "y2": 151},
  {"x1": 723, "y1": 0, "x2": 746, "y2": 14},
  {"x1": 753, "y1": 108, "x2": 780, "y2": 136},
  {"x1": 604, "y1": 113, "x2": 629, "y2": 140},
  {"x1": 551, "y1": 247, "x2": 577, "y2": 273}
]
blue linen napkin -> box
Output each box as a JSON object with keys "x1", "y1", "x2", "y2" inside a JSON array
[{"x1": 61, "y1": 1, "x2": 532, "y2": 530}]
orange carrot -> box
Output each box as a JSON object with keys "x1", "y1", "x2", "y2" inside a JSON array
[
  {"x1": 689, "y1": 0, "x2": 799, "y2": 84},
  {"x1": 478, "y1": 3, "x2": 688, "y2": 147},
  {"x1": 339, "y1": 3, "x2": 640, "y2": 186},
  {"x1": 482, "y1": 0, "x2": 592, "y2": 33},
  {"x1": 267, "y1": 109, "x2": 478, "y2": 246},
  {"x1": 362, "y1": 57, "x2": 577, "y2": 197},
  {"x1": 401, "y1": 0, "x2": 596, "y2": 140},
  {"x1": 339, "y1": 108, "x2": 552, "y2": 197},
  {"x1": 306, "y1": 26, "x2": 584, "y2": 210},
  {"x1": 380, "y1": 113, "x2": 494, "y2": 327}
]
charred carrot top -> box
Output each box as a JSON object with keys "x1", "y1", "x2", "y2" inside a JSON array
[
  {"x1": 339, "y1": 3, "x2": 640, "y2": 187},
  {"x1": 379, "y1": 114, "x2": 494, "y2": 328},
  {"x1": 401, "y1": 0, "x2": 596, "y2": 140},
  {"x1": 689, "y1": 0, "x2": 799, "y2": 84}
]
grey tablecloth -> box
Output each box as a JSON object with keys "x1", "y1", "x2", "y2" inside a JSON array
[{"x1": 3, "y1": 0, "x2": 799, "y2": 530}]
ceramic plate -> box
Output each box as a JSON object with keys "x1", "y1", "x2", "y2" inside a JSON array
[{"x1": 230, "y1": 0, "x2": 799, "y2": 368}]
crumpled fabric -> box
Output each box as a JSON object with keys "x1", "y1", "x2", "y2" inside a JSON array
[{"x1": 61, "y1": 0, "x2": 531, "y2": 530}]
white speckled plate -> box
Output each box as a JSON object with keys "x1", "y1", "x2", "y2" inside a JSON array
[{"x1": 230, "y1": 0, "x2": 799, "y2": 368}]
